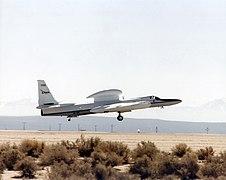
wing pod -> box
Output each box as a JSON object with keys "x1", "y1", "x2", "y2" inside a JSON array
[{"x1": 87, "y1": 89, "x2": 122, "y2": 102}]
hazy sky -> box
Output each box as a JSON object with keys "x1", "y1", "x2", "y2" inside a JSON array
[{"x1": 0, "y1": 0, "x2": 226, "y2": 120}]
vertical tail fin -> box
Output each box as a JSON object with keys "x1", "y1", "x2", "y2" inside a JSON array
[{"x1": 37, "y1": 80, "x2": 58, "y2": 108}]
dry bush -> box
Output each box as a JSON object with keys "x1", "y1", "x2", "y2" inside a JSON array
[
  {"x1": 200, "y1": 162, "x2": 220, "y2": 178},
  {"x1": 217, "y1": 176, "x2": 226, "y2": 180},
  {"x1": 154, "y1": 153, "x2": 178, "y2": 178},
  {"x1": 130, "y1": 153, "x2": 178, "y2": 179},
  {"x1": 48, "y1": 159, "x2": 95, "y2": 180},
  {"x1": 132, "y1": 141, "x2": 159, "y2": 160},
  {"x1": 219, "y1": 151, "x2": 226, "y2": 162},
  {"x1": 130, "y1": 142, "x2": 166, "y2": 179},
  {"x1": 14, "y1": 156, "x2": 38, "y2": 179},
  {"x1": 91, "y1": 141, "x2": 130, "y2": 167},
  {"x1": 75, "y1": 135, "x2": 101, "y2": 157},
  {"x1": 19, "y1": 139, "x2": 45, "y2": 158},
  {"x1": 130, "y1": 155, "x2": 152, "y2": 179},
  {"x1": 60, "y1": 140, "x2": 77, "y2": 150},
  {"x1": 0, "y1": 143, "x2": 10, "y2": 172},
  {"x1": 196, "y1": 146, "x2": 215, "y2": 161},
  {"x1": 171, "y1": 143, "x2": 191, "y2": 158},
  {"x1": 99, "y1": 141, "x2": 130, "y2": 163},
  {"x1": 200, "y1": 152, "x2": 226, "y2": 178},
  {"x1": 92, "y1": 163, "x2": 110, "y2": 180},
  {"x1": 0, "y1": 143, "x2": 11, "y2": 153},
  {"x1": 0, "y1": 160, "x2": 5, "y2": 174},
  {"x1": 94, "y1": 163, "x2": 137, "y2": 180},
  {"x1": 1, "y1": 148, "x2": 25, "y2": 170},
  {"x1": 92, "y1": 149, "x2": 123, "y2": 167},
  {"x1": 130, "y1": 151, "x2": 199, "y2": 179},
  {"x1": 48, "y1": 159, "x2": 137, "y2": 180},
  {"x1": 0, "y1": 143, "x2": 22, "y2": 171},
  {"x1": 40, "y1": 144, "x2": 79, "y2": 166},
  {"x1": 161, "y1": 174, "x2": 179, "y2": 180},
  {"x1": 175, "y1": 152, "x2": 199, "y2": 179}
]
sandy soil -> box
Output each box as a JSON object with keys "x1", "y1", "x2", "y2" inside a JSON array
[{"x1": 1, "y1": 130, "x2": 226, "y2": 153}]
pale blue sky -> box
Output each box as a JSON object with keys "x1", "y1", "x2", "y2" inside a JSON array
[{"x1": 0, "y1": 0, "x2": 226, "y2": 120}]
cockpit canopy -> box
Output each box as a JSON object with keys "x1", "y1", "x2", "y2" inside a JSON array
[
  {"x1": 138, "y1": 96, "x2": 161, "y2": 101},
  {"x1": 150, "y1": 96, "x2": 161, "y2": 100}
]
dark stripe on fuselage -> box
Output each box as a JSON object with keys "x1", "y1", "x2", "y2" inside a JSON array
[
  {"x1": 41, "y1": 109, "x2": 94, "y2": 117},
  {"x1": 151, "y1": 99, "x2": 181, "y2": 106},
  {"x1": 160, "y1": 99, "x2": 182, "y2": 102}
]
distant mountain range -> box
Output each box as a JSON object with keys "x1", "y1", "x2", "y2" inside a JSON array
[{"x1": 0, "y1": 116, "x2": 226, "y2": 134}]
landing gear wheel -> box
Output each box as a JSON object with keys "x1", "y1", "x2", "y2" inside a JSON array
[
  {"x1": 117, "y1": 112, "x2": 123, "y2": 121},
  {"x1": 67, "y1": 116, "x2": 72, "y2": 121}
]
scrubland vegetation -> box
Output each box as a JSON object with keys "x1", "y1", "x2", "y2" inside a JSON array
[{"x1": 0, "y1": 135, "x2": 226, "y2": 179}]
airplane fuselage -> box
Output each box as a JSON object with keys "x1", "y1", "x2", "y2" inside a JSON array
[
  {"x1": 41, "y1": 96, "x2": 181, "y2": 118},
  {"x1": 37, "y1": 80, "x2": 182, "y2": 121}
]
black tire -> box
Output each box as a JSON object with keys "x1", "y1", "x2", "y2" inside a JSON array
[{"x1": 117, "y1": 115, "x2": 123, "y2": 121}]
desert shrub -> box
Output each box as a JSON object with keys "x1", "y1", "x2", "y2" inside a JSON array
[
  {"x1": 0, "y1": 142, "x2": 18, "y2": 149},
  {"x1": 91, "y1": 141, "x2": 130, "y2": 167},
  {"x1": 94, "y1": 163, "x2": 112, "y2": 180},
  {"x1": 60, "y1": 140, "x2": 77, "y2": 150},
  {"x1": 48, "y1": 159, "x2": 95, "y2": 180},
  {"x1": 130, "y1": 155, "x2": 152, "y2": 179},
  {"x1": 220, "y1": 151, "x2": 226, "y2": 162},
  {"x1": 155, "y1": 153, "x2": 178, "y2": 177},
  {"x1": 76, "y1": 135, "x2": 101, "y2": 157},
  {"x1": 94, "y1": 163, "x2": 136, "y2": 180},
  {"x1": 196, "y1": 146, "x2": 215, "y2": 160},
  {"x1": 130, "y1": 153, "x2": 178, "y2": 179},
  {"x1": 175, "y1": 152, "x2": 199, "y2": 179},
  {"x1": 48, "y1": 159, "x2": 137, "y2": 180},
  {"x1": 200, "y1": 162, "x2": 220, "y2": 178},
  {"x1": 40, "y1": 144, "x2": 79, "y2": 166},
  {"x1": 19, "y1": 139, "x2": 45, "y2": 158},
  {"x1": 0, "y1": 160, "x2": 5, "y2": 174},
  {"x1": 162, "y1": 174, "x2": 180, "y2": 180},
  {"x1": 132, "y1": 141, "x2": 159, "y2": 161},
  {"x1": 0, "y1": 143, "x2": 18, "y2": 156},
  {"x1": 217, "y1": 176, "x2": 226, "y2": 180},
  {"x1": 0, "y1": 143, "x2": 11, "y2": 154},
  {"x1": 1, "y1": 148, "x2": 24, "y2": 170},
  {"x1": 92, "y1": 149, "x2": 123, "y2": 167},
  {"x1": 101, "y1": 141, "x2": 130, "y2": 163},
  {"x1": 200, "y1": 152, "x2": 226, "y2": 178},
  {"x1": 14, "y1": 156, "x2": 38, "y2": 179},
  {"x1": 130, "y1": 152, "x2": 199, "y2": 179},
  {"x1": 171, "y1": 143, "x2": 191, "y2": 158}
]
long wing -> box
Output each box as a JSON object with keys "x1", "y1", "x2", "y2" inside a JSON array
[{"x1": 90, "y1": 101, "x2": 150, "y2": 113}]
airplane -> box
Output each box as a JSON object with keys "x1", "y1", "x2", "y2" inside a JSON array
[{"x1": 37, "y1": 80, "x2": 182, "y2": 121}]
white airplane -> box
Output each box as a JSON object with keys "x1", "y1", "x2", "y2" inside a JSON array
[{"x1": 37, "y1": 80, "x2": 182, "y2": 121}]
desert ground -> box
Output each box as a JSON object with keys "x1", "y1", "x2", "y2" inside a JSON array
[
  {"x1": 1, "y1": 130, "x2": 226, "y2": 153},
  {"x1": 1, "y1": 130, "x2": 226, "y2": 179}
]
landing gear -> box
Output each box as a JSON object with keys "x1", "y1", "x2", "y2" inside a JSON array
[
  {"x1": 67, "y1": 116, "x2": 72, "y2": 121},
  {"x1": 117, "y1": 112, "x2": 123, "y2": 121}
]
